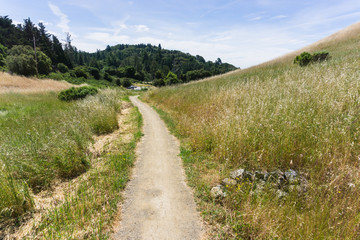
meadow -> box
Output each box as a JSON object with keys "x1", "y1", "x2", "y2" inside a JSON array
[
  {"x1": 145, "y1": 24, "x2": 360, "y2": 239},
  {"x1": 0, "y1": 88, "x2": 142, "y2": 238}
]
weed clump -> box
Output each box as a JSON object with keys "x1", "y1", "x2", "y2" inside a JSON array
[
  {"x1": 58, "y1": 86, "x2": 98, "y2": 101},
  {"x1": 294, "y1": 51, "x2": 329, "y2": 66}
]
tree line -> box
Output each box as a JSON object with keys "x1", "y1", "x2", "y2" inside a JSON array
[{"x1": 0, "y1": 15, "x2": 237, "y2": 86}]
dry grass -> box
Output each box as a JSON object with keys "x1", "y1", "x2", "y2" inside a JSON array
[
  {"x1": 145, "y1": 22, "x2": 360, "y2": 239},
  {"x1": 0, "y1": 72, "x2": 73, "y2": 93}
]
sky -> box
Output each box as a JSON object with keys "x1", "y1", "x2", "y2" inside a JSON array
[{"x1": 1, "y1": 0, "x2": 360, "y2": 68}]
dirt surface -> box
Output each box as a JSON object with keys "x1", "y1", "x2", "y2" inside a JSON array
[{"x1": 114, "y1": 96, "x2": 203, "y2": 240}]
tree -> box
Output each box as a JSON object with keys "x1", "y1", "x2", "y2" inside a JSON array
[
  {"x1": 0, "y1": 43, "x2": 7, "y2": 68},
  {"x1": 165, "y1": 71, "x2": 181, "y2": 85},
  {"x1": 215, "y1": 57, "x2": 222, "y2": 65},
  {"x1": 57, "y1": 63, "x2": 69, "y2": 73},
  {"x1": 6, "y1": 45, "x2": 37, "y2": 76},
  {"x1": 37, "y1": 51, "x2": 52, "y2": 75}
]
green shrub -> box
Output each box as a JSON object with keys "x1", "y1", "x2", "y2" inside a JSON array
[
  {"x1": 88, "y1": 67, "x2": 100, "y2": 80},
  {"x1": 153, "y1": 78, "x2": 165, "y2": 87},
  {"x1": 294, "y1": 51, "x2": 330, "y2": 66},
  {"x1": 37, "y1": 51, "x2": 52, "y2": 75},
  {"x1": 312, "y1": 51, "x2": 330, "y2": 62},
  {"x1": 74, "y1": 66, "x2": 88, "y2": 79},
  {"x1": 294, "y1": 52, "x2": 313, "y2": 66},
  {"x1": 121, "y1": 78, "x2": 132, "y2": 88},
  {"x1": 165, "y1": 71, "x2": 181, "y2": 85},
  {"x1": 58, "y1": 86, "x2": 98, "y2": 101},
  {"x1": 57, "y1": 63, "x2": 69, "y2": 73},
  {"x1": 0, "y1": 43, "x2": 7, "y2": 68},
  {"x1": 6, "y1": 45, "x2": 37, "y2": 76}
]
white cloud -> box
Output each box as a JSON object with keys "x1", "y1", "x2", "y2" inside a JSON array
[
  {"x1": 134, "y1": 25, "x2": 149, "y2": 32},
  {"x1": 271, "y1": 15, "x2": 287, "y2": 20},
  {"x1": 48, "y1": 2, "x2": 70, "y2": 33}
]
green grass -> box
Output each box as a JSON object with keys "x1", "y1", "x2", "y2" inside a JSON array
[
  {"x1": 31, "y1": 106, "x2": 143, "y2": 239},
  {"x1": 0, "y1": 89, "x2": 124, "y2": 220},
  {"x1": 144, "y1": 30, "x2": 360, "y2": 239}
]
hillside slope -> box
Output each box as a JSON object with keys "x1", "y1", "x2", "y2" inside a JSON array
[
  {"x1": 0, "y1": 72, "x2": 72, "y2": 93},
  {"x1": 145, "y1": 22, "x2": 360, "y2": 239}
]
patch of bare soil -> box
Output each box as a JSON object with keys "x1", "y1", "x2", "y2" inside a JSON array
[
  {"x1": 1, "y1": 102, "x2": 132, "y2": 240},
  {"x1": 113, "y1": 96, "x2": 203, "y2": 240}
]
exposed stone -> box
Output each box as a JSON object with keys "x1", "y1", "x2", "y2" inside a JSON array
[
  {"x1": 289, "y1": 185, "x2": 302, "y2": 193},
  {"x1": 222, "y1": 178, "x2": 237, "y2": 187},
  {"x1": 276, "y1": 189, "x2": 288, "y2": 198},
  {"x1": 243, "y1": 171, "x2": 255, "y2": 181},
  {"x1": 230, "y1": 169, "x2": 245, "y2": 181},
  {"x1": 210, "y1": 185, "x2": 226, "y2": 198},
  {"x1": 255, "y1": 171, "x2": 267, "y2": 181},
  {"x1": 285, "y1": 169, "x2": 298, "y2": 184}
]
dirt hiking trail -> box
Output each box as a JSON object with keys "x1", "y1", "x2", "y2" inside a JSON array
[{"x1": 114, "y1": 96, "x2": 203, "y2": 240}]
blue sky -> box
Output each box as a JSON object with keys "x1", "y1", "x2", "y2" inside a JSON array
[{"x1": 1, "y1": 0, "x2": 360, "y2": 68}]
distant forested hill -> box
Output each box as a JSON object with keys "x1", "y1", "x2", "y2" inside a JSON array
[{"x1": 0, "y1": 16, "x2": 237, "y2": 86}]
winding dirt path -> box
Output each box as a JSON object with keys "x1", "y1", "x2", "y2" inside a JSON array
[{"x1": 114, "y1": 96, "x2": 203, "y2": 240}]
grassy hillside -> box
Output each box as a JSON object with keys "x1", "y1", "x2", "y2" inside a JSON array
[
  {"x1": 0, "y1": 72, "x2": 72, "y2": 94},
  {"x1": 0, "y1": 86, "x2": 142, "y2": 238},
  {"x1": 144, "y1": 22, "x2": 360, "y2": 239}
]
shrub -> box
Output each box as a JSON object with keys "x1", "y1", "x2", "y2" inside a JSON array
[
  {"x1": 121, "y1": 78, "x2": 132, "y2": 88},
  {"x1": 88, "y1": 67, "x2": 100, "y2": 80},
  {"x1": 104, "y1": 72, "x2": 113, "y2": 82},
  {"x1": 153, "y1": 78, "x2": 165, "y2": 87},
  {"x1": 57, "y1": 63, "x2": 69, "y2": 73},
  {"x1": 165, "y1": 71, "x2": 181, "y2": 85},
  {"x1": 0, "y1": 43, "x2": 7, "y2": 68},
  {"x1": 294, "y1": 52, "x2": 313, "y2": 66},
  {"x1": 58, "y1": 86, "x2": 98, "y2": 101},
  {"x1": 37, "y1": 51, "x2": 52, "y2": 75},
  {"x1": 6, "y1": 45, "x2": 37, "y2": 76},
  {"x1": 312, "y1": 51, "x2": 330, "y2": 62},
  {"x1": 74, "y1": 66, "x2": 88, "y2": 79},
  {"x1": 294, "y1": 51, "x2": 330, "y2": 66}
]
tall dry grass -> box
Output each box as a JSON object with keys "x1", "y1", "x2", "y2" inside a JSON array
[
  {"x1": 145, "y1": 24, "x2": 360, "y2": 239},
  {"x1": 0, "y1": 72, "x2": 72, "y2": 94}
]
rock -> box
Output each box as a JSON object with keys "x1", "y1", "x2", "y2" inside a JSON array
[
  {"x1": 230, "y1": 169, "x2": 245, "y2": 181},
  {"x1": 276, "y1": 189, "x2": 288, "y2": 198},
  {"x1": 289, "y1": 185, "x2": 302, "y2": 193},
  {"x1": 222, "y1": 178, "x2": 237, "y2": 187},
  {"x1": 243, "y1": 171, "x2": 255, "y2": 181},
  {"x1": 255, "y1": 171, "x2": 267, "y2": 181},
  {"x1": 285, "y1": 169, "x2": 298, "y2": 184},
  {"x1": 210, "y1": 185, "x2": 226, "y2": 198},
  {"x1": 268, "y1": 170, "x2": 285, "y2": 185}
]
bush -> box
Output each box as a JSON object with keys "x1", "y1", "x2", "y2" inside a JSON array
[
  {"x1": 294, "y1": 51, "x2": 330, "y2": 66},
  {"x1": 57, "y1": 63, "x2": 69, "y2": 73},
  {"x1": 294, "y1": 52, "x2": 313, "y2": 66},
  {"x1": 6, "y1": 45, "x2": 37, "y2": 76},
  {"x1": 37, "y1": 51, "x2": 52, "y2": 75},
  {"x1": 58, "y1": 86, "x2": 98, "y2": 101},
  {"x1": 153, "y1": 78, "x2": 165, "y2": 87},
  {"x1": 88, "y1": 67, "x2": 100, "y2": 80},
  {"x1": 74, "y1": 66, "x2": 88, "y2": 79},
  {"x1": 312, "y1": 51, "x2": 330, "y2": 62},
  {"x1": 0, "y1": 43, "x2": 7, "y2": 68},
  {"x1": 121, "y1": 78, "x2": 132, "y2": 88},
  {"x1": 104, "y1": 72, "x2": 113, "y2": 82},
  {"x1": 165, "y1": 71, "x2": 181, "y2": 85}
]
